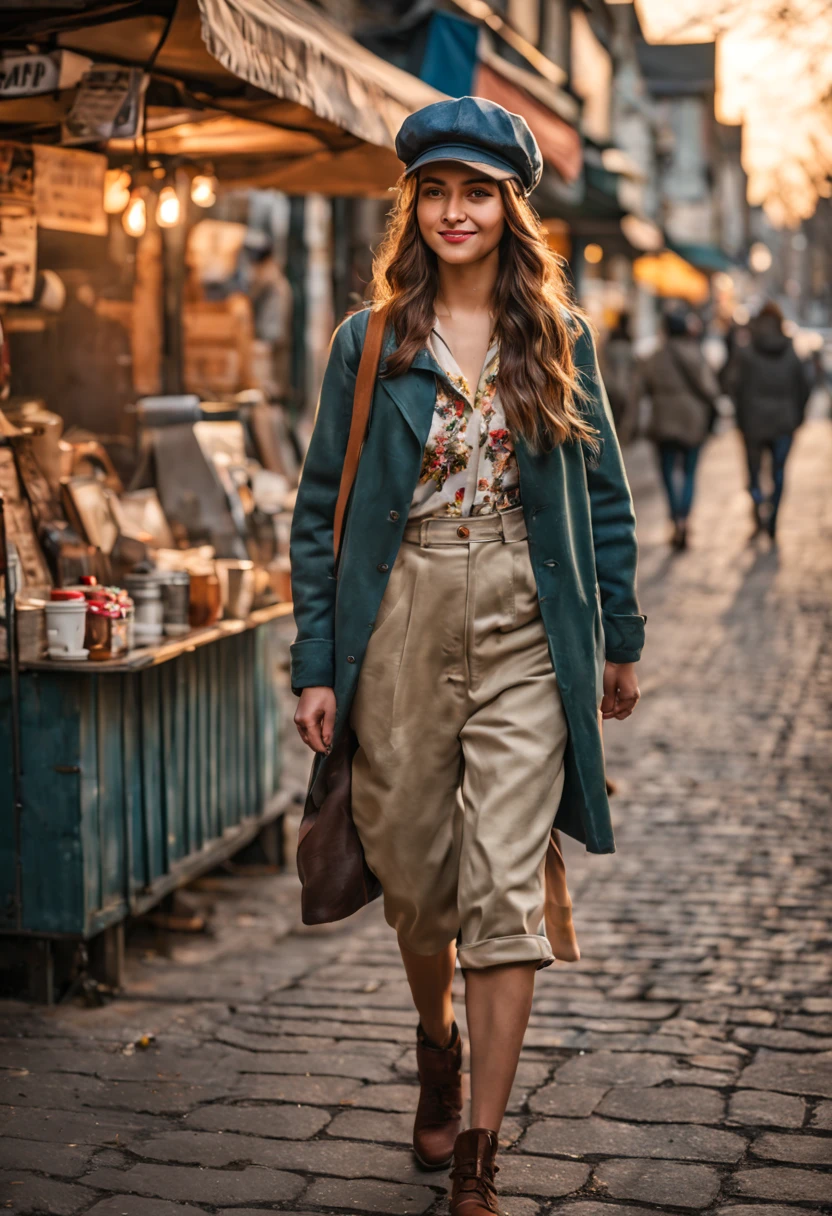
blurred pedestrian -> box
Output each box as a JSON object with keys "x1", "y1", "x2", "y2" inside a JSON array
[
  {"x1": 601, "y1": 312, "x2": 639, "y2": 444},
  {"x1": 725, "y1": 301, "x2": 810, "y2": 540},
  {"x1": 641, "y1": 309, "x2": 720, "y2": 550}
]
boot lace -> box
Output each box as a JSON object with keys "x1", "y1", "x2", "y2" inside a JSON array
[{"x1": 450, "y1": 1160, "x2": 499, "y2": 1202}]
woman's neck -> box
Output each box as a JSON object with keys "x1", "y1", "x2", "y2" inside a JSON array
[{"x1": 435, "y1": 248, "x2": 499, "y2": 320}]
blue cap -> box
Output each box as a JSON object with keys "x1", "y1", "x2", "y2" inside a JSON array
[{"x1": 396, "y1": 96, "x2": 543, "y2": 196}]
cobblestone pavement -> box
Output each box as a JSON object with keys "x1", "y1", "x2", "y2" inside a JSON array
[{"x1": 2, "y1": 421, "x2": 831, "y2": 1216}]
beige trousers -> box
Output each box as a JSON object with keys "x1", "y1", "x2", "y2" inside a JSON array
[{"x1": 350, "y1": 506, "x2": 568, "y2": 969}]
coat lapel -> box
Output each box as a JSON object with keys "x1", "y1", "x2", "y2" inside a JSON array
[{"x1": 377, "y1": 332, "x2": 445, "y2": 448}]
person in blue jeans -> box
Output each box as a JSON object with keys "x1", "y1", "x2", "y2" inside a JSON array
[
  {"x1": 641, "y1": 311, "x2": 720, "y2": 549},
  {"x1": 725, "y1": 302, "x2": 811, "y2": 539}
]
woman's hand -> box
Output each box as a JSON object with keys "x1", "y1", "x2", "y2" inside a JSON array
[
  {"x1": 601, "y1": 662, "x2": 640, "y2": 721},
  {"x1": 294, "y1": 686, "x2": 337, "y2": 753}
]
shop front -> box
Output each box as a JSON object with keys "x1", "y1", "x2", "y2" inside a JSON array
[{"x1": 0, "y1": 0, "x2": 442, "y2": 1000}]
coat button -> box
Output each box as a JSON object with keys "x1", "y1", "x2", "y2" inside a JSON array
[
  {"x1": 457, "y1": 525, "x2": 470, "y2": 538},
  {"x1": 377, "y1": 562, "x2": 389, "y2": 573},
  {"x1": 544, "y1": 559, "x2": 559, "y2": 567},
  {"x1": 346, "y1": 655, "x2": 356, "y2": 663},
  {"x1": 388, "y1": 510, "x2": 400, "y2": 521}
]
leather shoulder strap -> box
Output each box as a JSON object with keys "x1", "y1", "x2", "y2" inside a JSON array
[{"x1": 332, "y1": 307, "x2": 388, "y2": 560}]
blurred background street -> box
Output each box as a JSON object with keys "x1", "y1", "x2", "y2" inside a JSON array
[
  {"x1": 1, "y1": 0, "x2": 832, "y2": 1213},
  {"x1": 1, "y1": 417, "x2": 830, "y2": 1214}
]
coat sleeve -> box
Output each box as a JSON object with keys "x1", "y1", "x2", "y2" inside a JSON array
[
  {"x1": 289, "y1": 312, "x2": 364, "y2": 693},
  {"x1": 575, "y1": 318, "x2": 647, "y2": 665}
]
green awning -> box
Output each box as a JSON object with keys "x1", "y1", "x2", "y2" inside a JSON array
[{"x1": 668, "y1": 240, "x2": 735, "y2": 273}]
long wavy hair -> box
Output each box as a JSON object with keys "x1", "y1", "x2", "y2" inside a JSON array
[{"x1": 368, "y1": 173, "x2": 597, "y2": 453}]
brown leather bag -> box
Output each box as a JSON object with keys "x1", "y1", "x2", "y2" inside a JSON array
[{"x1": 296, "y1": 307, "x2": 388, "y2": 925}]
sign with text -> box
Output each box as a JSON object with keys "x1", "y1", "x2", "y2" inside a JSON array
[
  {"x1": 0, "y1": 50, "x2": 90, "y2": 98},
  {"x1": 63, "y1": 65, "x2": 147, "y2": 144},
  {"x1": 0, "y1": 143, "x2": 35, "y2": 302},
  {"x1": 34, "y1": 145, "x2": 107, "y2": 236}
]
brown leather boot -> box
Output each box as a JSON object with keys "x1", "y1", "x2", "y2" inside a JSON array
[
  {"x1": 450, "y1": 1128, "x2": 499, "y2": 1214},
  {"x1": 412, "y1": 1022, "x2": 463, "y2": 1169}
]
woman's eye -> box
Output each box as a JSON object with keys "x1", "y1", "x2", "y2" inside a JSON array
[{"x1": 470, "y1": 189, "x2": 491, "y2": 199}]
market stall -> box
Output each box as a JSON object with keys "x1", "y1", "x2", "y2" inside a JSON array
[{"x1": 0, "y1": 0, "x2": 443, "y2": 1001}]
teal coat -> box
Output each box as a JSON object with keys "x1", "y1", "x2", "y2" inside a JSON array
[{"x1": 290, "y1": 309, "x2": 645, "y2": 854}]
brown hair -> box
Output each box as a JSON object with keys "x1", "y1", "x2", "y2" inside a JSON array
[{"x1": 368, "y1": 173, "x2": 597, "y2": 452}]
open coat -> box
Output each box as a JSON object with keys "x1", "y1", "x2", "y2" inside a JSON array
[{"x1": 290, "y1": 308, "x2": 645, "y2": 854}]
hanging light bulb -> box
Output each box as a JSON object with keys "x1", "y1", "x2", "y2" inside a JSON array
[
  {"x1": 156, "y1": 184, "x2": 181, "y2": 228},
  {"x1": 122, "y1": 189, "x2": 146, "y2": 238},
  {"x1": 104, "y1": 169, "x2": 131, "y2": 214},
  {"x1": 191, "y1": 173, "x2": 217, "y2": 208}
]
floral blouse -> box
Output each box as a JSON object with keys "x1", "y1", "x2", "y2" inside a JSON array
[{"x1": 408, "y1": 318, "x2": 521, "y2": 519}]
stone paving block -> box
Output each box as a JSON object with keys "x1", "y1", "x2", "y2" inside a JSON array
[
  {"x1": 522, "y1": 1114, "x2": 745, "y2": 1162},
  {"x1": 784, "y1": 1014, "x2": 832, "y2": 1034},
  {"x1": 350, "y1": 1083, "x2": 419, "y2": 1112},
  {"x1": 498, "y1": 1154, "x2": 589, "y2": 1196},
  {"x1": 534, "y1": 1000, "x2": 679, "y2": 1021},
  {"x1": 242, "y1": 1072, "x2": 363, "y2": 1104},
  {"x1": 737, "y1": 1050, "x2": 832, "y2": 1097},
  {"x1": 528, "y1": 1083, "x2": 608, "y2": 1117},
  {"x1": 325, "y1": 1109, "x2": 414, "y2": 1144},
  {"x1": 810, "y1": 1100, "x2": 832, "y2": 1129},
  {"x1": 734, "y1": 1166, "x2": 832, "y2": 1203},
  {"x1": 0, "y1": 1171, "x2": 91, "y2": 1214},
  {"x1": 596, "y1": 1084, "x2": 725, "y2": 1124},
  {"x1": 84, "y1": 1199, "x2": 211, "y2": 1216},
  {"x1": 92, "y1": 1080, "x2": 231, "y2": 1115},
  {"x1": 133, "y1": 1129, "x2": 428, "y2": 1185},
  {"x1": 215, "y1": 1026, "x2": 339, "y2": 1052},
  {"x1": 556, "y1": 1205, "x2": 664, "y2": 1216},
  {"x1": 591, "y1": 1158, "x2": 721, "y2": 1208},
  {"x1": 233, "y1": 1049, "x2": 395, "y2": 1082},
  {"x1": 0, "y1": 1106, "x2": 158, "y2": 1146},
  {"x1": 0, "y1": 1071, "x2": 110, "y2": 1111},
  {"x1": 726, "y1": 1089, "x2": 806, "y2": 1129},
  {"x1": 301, "y1": 1176, "x2": 436, "y2": 1213},
  {"x1": 0, "y1": 1137, "x2": 92, "y2": 1177},
  {"x1": 501, "y1": 1198, "x2": 541, "y2": 1216},
  {"x1": 751, "y1": 1131, "x2": 832, "y2": 1165},
  {"x1": 733, "y1": 1026, "x2": 832, "y2": 1051},
  {"x1": 553, "y1": 1051, "x2": 726, "y2": 1089},
  {"x1": 715, "y1": 1208, "x2": 821, "y2": 1216},
  {"x1": 79, "y1": 1163, "x2": 305, "y2": 1206},
  {"x1": 183, "y1": 1102, "x2": 331, "y2": 1139}
]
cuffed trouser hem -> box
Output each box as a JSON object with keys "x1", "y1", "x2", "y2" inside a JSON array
[{"x1": 457, "y1": 933, "x2": 555, "y2": 971}]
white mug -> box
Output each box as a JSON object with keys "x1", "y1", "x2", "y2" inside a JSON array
[{"x1": 45, "y1": 600, "x2": 89, "y2": 660}]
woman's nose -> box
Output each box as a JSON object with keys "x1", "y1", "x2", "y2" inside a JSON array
[{"x1": 442, "y1": 193, "x2": 467, "y2": 223}]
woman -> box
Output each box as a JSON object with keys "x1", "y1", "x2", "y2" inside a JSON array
[
  {"x1": 641, "y1": 309, "x2": 720, "y2": 550},
  {"x1": 724, "y1": 301, "x2": 810, "y2": 540},
  {"x1": 290, "y1": 97, "x2": 645, "y2": 1213}
]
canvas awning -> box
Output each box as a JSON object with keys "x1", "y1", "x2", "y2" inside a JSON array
[{"x1": 2, "y1": 0, "x2": 444, "y2": 194}]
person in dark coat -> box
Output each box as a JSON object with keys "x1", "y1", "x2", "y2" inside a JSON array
[
  {"x1": 640, "y1": 309, "x2": 720, "y2": 550},
  {"x1": 725, "y1": 301, "x2": 810, "y2": 539},
  {"x1": 600, "y1": 312, "x2": 639, "y2": 444}
]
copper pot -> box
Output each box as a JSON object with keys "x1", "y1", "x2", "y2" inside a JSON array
[{"x1": 188, "y1": 567, "x2": 221, "y2": 628}]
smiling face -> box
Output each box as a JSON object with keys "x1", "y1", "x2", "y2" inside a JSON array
[{"x1": 415, "y1": 161, "x2": 506, "y2": 265}]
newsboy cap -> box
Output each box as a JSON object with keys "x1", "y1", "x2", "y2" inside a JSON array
[{"x1": 395, "y1": 96, "x2": 543, "y2": 196}]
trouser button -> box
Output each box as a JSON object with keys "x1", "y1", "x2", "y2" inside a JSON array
[{"x1": 457, "y1": 525, "x2": 470, "y2": 538}]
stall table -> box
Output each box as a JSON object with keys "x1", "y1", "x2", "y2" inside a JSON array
[{"x1": 0, "y1": 602, "x2": 292, "y2": 1001}]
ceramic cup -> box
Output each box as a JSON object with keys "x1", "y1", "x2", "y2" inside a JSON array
[{"x1": 46, "y1": 593, "x2": 89, "y2": 660}]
